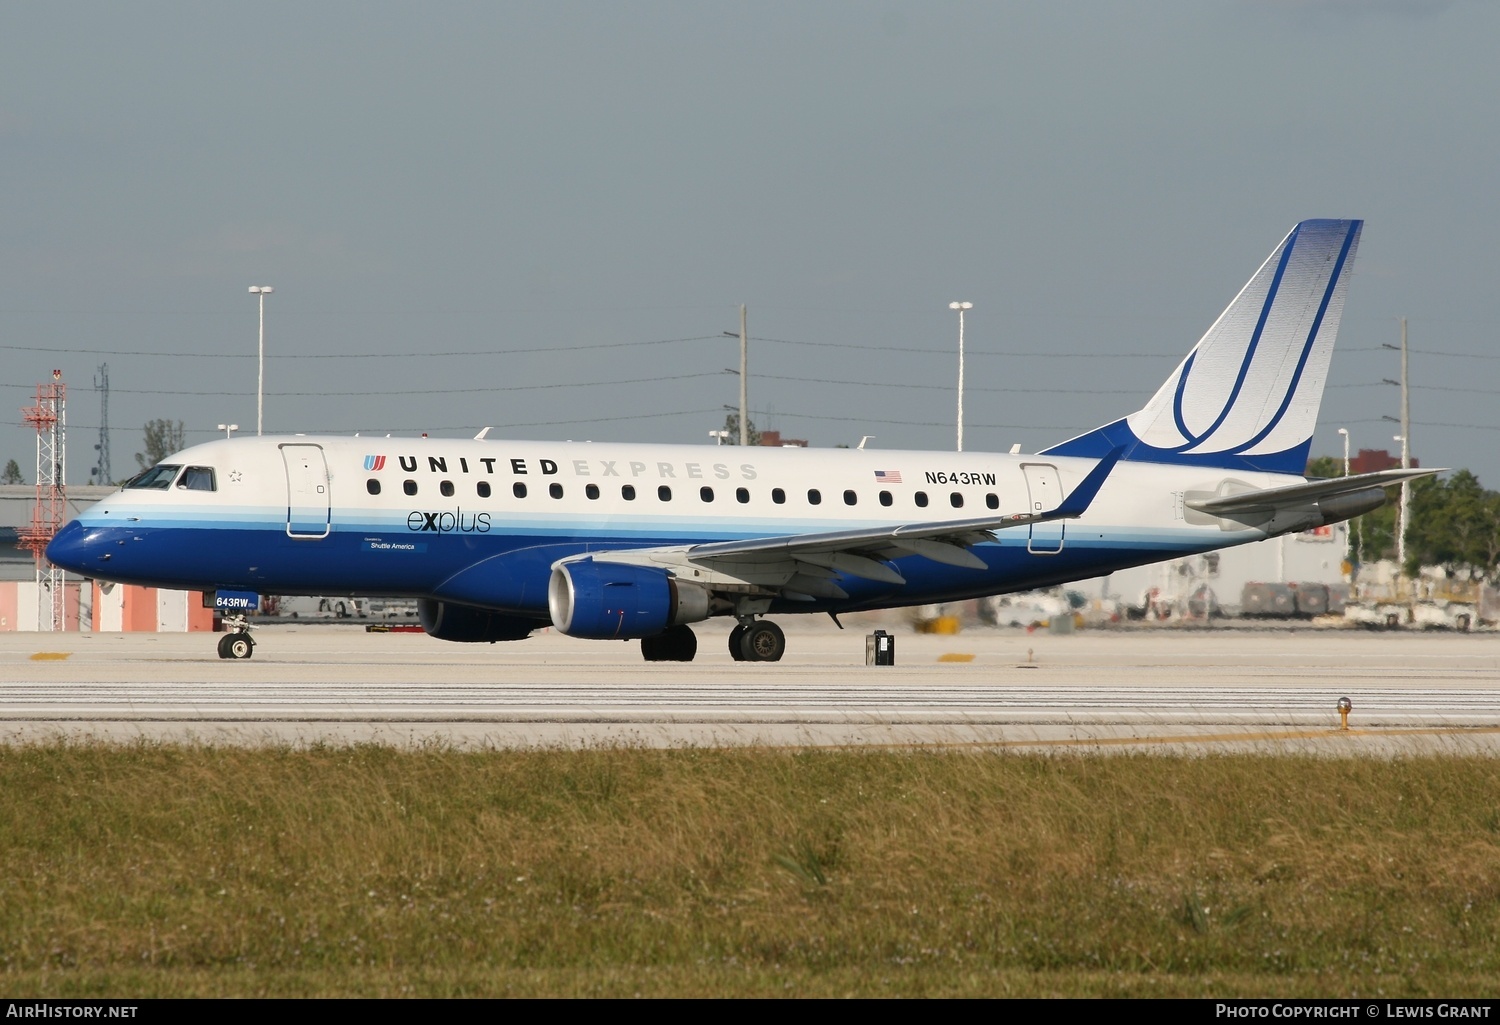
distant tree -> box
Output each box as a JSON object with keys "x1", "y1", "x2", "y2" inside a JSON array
[
  {"x1": 1359, "y1": 500, "x2": 1398, "y2": 564},
  {"x1": 1305, "y1": 455, "x2": 1343, "y2": 479},
  {"x1": 1404, "y1": 470, "x2": 1500, "y2": 580},
  {"x1": 719, "y1": 413, "x2": 761, "y2": 446},
  {"x1": 1, "y1": 459, "x2": 23, "y2": 485},
  {"x1": 1308, "y1": 453, "x2": 1397, "y2": 564},
  {"x1": 135, "y1": 419, "x2": 186, "y2": 470}
]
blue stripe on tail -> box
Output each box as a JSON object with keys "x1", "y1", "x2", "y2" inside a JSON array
[{"x1": 1042, "y1": 219, "x2": 1362, "y2": 476}]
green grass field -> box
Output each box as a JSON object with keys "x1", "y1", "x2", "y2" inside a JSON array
[{"x1": 3, "y1": 743, "x2": 1499, "y2": 997}]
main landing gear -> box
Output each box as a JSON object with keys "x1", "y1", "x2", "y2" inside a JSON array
[
  {"x1": 728, "y1": 619, "x2": 785, "y2": 663},
  {"x1": 217, "y1": 615, "x2": 256, "y2": 660},
  {"x1": 640, "y1": 624, "x2": 697, "y2": 662},
  {"x1": 637, "y1": 619, "x2": 787, "y2": 663}
]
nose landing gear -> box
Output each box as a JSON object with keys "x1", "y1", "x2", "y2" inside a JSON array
[{"x1": 216, "y1": 615, "x2": 256, "y2": 660}]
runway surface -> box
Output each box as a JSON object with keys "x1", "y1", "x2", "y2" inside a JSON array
[{"x1": 3, "y1": 621, "x2": 1499, "y2": 753}]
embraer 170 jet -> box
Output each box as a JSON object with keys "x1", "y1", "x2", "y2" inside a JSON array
[{"x1": 47, "y1": 219, "x2": 1434, "y2": 662}]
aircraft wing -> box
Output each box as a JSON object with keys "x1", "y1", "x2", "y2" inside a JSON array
[
  {"x1": 1184, "y1": 466, "x2": 1439, "y2": 516},
  {"x1": 563, "y1": 447, "x2": 1122, "y2": 596}
]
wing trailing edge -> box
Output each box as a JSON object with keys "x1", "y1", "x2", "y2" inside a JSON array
[{"x1": 557, "y1": 448, "x2": 1123, "y2": 594}]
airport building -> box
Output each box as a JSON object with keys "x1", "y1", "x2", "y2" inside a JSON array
[{"x1": 0, "y1": 484, "x2": 213, "y2": 632}]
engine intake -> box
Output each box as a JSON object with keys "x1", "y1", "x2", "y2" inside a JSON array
[
  {"x1": 548, "y1": 559, "x2": 710, "y2": 639},
  {"x1": 417, "y1": 599, "x2": 544, "y2": 643}
]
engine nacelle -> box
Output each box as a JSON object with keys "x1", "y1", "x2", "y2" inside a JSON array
[
  {"x1": 547, "y1": 559, "x2": 711, "y2": 639},
  {"x1": 417, "y1": 599, "x2": 544, "y2": 643}
]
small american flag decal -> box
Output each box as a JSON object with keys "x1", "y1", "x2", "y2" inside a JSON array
[{"x1": 874, "y1": 470, "x2": 902, "y2": 484}]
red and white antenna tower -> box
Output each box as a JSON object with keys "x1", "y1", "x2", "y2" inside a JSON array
[{"x1": 18, "y1": 371, "x2": 66, "y2": 632}]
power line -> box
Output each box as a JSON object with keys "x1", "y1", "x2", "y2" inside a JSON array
[
  {"x1": 0, "y1": 335, "x2": 723, "y2": 360},
  {"x1": 0, "y1": 372, "x2": 722, "y2": 399},
  {"x1": 1, "y1": 408, "x2": 731, "y2": 437},
  {"x1": 752, "y1": 335, "x2": 1180, "y2": 358},
  {"x1": 754, "y1": 373, "x2": 1139, "y2": 395}
]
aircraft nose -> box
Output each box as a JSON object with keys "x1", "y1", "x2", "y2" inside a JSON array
[{"x1": 45, "y1": 520, "x2": 96, "y2": 575}]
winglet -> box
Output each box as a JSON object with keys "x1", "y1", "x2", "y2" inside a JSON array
[{"x1": 1048, "y1": 446, "x2": 1124, "y2": 519}]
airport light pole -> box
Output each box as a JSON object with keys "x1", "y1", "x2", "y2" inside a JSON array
[
  {"x1": 249, "y1": 286, "x2": 273, "y2": 436},
  {"x1": 949, "y1": 301, "x2": 973, "y2": 451},
  {"x1": 217, "y1": 423, "x2": 239, "y2": 439}
]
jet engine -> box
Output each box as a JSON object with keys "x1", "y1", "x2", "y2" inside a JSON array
[
  {"x1": 417, "y1": 599, "x2": 544, "y2": 643},
  {"x1": 547, "y1": 559, "x2": 711, "y2": 639}
]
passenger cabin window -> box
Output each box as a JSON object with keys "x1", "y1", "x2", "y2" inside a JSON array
[
  {"x1": 477, "y1": 481, "x2": 492, "y2": 498},
  {"x1": 807, "y1": 489, "x2": 822, "y2": 506},
  {"x1": 586, "y1": 484, "x2": 600, "y2": 500},
  {"x1": 622, "y1": 484, "x2": 637, "y2": 501},
  {"x1": 440, "y1": 480, "x2": 455, "y2": 498},
  {"x1": 403, "y1": 480, "x2": 418, "y2": 496},
  {"x1": 879, "y1": 491, "x2": 893, "y2": 507},
  {"x1": 550, "y1": 483, "x2": 564, "y2": 499},
  {"x1": 700, "y1": 486, "x2": 714, "y2": 503},
  {"x1": 126, "y1": 464, "x2": 181, "y2": 490},
  {"x1": 843, "y1": 490, "x2": 857, "y2": 506},
  {"x1": 658, "y1": 485, "x2": 672, "y2": 502},
  {"x1": 736, "y1": 487, "x2": 750, "y2": 504},
  {"x1": 772, "y1": 488, "x2": 786, "y2": 505},
  {"x1": 513, "y1": 482, "x2": 527, "y2": 499},
  {"x1": 950, "y1": 492, "x2": 964, "y2": 508},
  {"x1": 914, "y1": 491, "x2": 929, "y2": 508},
  {"x1": 177, "y1": 466, "x2": 216, "y2": 492},
  {"x1": 986, "y1": 493, "x2": 999, "y2": 509},
  {"x1": 367, "y1": 479, "x2": 381, "y2": 496}
]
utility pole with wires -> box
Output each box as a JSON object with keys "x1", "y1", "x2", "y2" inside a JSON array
[
  {"x1": 92, "y1": 363, "x2": 111, "y2": 486},
  {"x1": 721, "y1": 305, "x2": 749, "y2": 445},
  {"x1": 1383, "y1": 318, "x2": 1412, "y2": 579}
]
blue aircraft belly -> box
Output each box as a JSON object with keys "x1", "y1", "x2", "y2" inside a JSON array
[{"x1": 48, "y1": 515, "x2": 1217, "y2": 621}]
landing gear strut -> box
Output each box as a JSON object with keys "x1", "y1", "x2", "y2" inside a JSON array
[
  {"x1": 640, "y1": 624, "x2": 697, "y2": 662},
  {"x1": 217, "y1": 615, "x2": 255, "y2": 660},
  {"x1": 731, "y1": 619, "x2": 785, "y2": 662}
]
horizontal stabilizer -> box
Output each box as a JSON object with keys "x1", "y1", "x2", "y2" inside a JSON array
[{"x1": 1186, "y1": 467, "x2": 1439, "y2": 516}]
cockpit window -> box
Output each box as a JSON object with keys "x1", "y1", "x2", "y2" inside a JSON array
[
  {"x1": 177, "y1": 466, "x2": 217, "y2": 492},
  {"x1": 125, "y1": 464, "x2": 182, "y2": 490}
]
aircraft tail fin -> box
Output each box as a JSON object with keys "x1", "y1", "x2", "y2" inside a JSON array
[{"x1": 1041, "y1": 219, "x2": 1363, "y2": 475}]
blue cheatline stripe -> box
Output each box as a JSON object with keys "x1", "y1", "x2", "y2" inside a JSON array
[
  {"x1": 1232, "y1": 220, "x2": 1360, "y2": 454},
  {"x1": 1168, "y1": 222, "x2": 1301, "y2": 451}
]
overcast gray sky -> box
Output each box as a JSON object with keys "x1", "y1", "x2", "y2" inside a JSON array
[{"x1": 3, "y1": 0, "x2": 1495, "y2": 486}]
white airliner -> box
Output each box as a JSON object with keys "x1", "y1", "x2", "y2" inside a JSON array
[{"x1": 46, "y1": 219, "x2": 1434, "y2": 662}]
